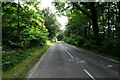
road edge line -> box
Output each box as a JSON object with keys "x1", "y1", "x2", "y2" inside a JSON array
[
  {"x1": 90, "y1": 52, "x2": 120, "y2": 63},
  {"x1": 27, "y1": 47, "x2": 49, "y2": 79},
  {"x1": 64, "y1": 42, "x2": 120, "y2": 63}
]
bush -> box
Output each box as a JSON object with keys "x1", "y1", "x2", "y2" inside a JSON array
[
  {"x1": 75, "y1": 36, "x2": 85, "y2": 46},
  {"x1": 102, "y1": 37, "x2": 120, "y2": 57},
  {"x1": 64, "y1": 35, "x2": 85, "y2": 46},
  {"x1": 2, "y1": 48, "x2": 29, "y2": 71}
]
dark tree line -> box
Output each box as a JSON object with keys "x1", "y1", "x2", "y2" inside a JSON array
[{"x1": 54, "y1": 2, "x2": 120, "y2": 60}]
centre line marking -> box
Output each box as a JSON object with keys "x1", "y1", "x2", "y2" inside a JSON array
[
  {"x1": 65, "y1": 49, "x2": 73, "y2": 58},
  {"x1": 84, "y1": 69, "x2": 95, "y2": 80}
]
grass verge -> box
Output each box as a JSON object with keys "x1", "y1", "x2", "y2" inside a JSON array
[{"x1": 2, "y1": 45, "x2": 50, "y2": 79}]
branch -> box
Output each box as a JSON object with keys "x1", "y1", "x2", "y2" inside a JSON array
[
  {"x1": 72, "y1": 2, "x2": 92, "y2": 19},
  {"x1": 80, "y1": 2, "x2": 91, "y2": 10},
  {"x1": 110, "y1": 18, "x2": 120, "y2": 29},
  {"x1": 61, "y1": 4, "x2": 71, "y2": 12}
]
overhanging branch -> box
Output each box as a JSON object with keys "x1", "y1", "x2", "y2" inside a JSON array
[{"x1": 72, "y1": 2, "x2": 92, "y2": 19}]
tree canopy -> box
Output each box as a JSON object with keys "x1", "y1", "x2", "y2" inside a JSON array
[
  {"x1": 2, "y1": 1, "x2": 60, "y2": 71},
  {"x1": 54, "y1": 2, "x2": 120, "y2": 59}
]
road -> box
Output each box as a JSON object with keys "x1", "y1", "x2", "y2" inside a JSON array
[{"x1": 27, "y1": 41, "x2": 120, "y2": 79}]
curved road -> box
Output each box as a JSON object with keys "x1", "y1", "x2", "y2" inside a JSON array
[{"x1": 27, "y1": 41, "x2": 120, "y2": 79}]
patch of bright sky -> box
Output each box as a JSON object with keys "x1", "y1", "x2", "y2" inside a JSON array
[
  {"x1": 14, "y1": 0, "x2": 68, "y2": 30},
  {"x1": 40, "y1": 0, "x2": 68, "y2": 30}
]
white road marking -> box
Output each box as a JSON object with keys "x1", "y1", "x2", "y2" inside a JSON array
[
  {"x1": 27, "y1": 51, "x2": 48, "y2": 79},
  {"x1": 65, "y1": 42, "x2": 120, "y2": 63},
  {"x1": 76, "y1": 62, "x2": 79, "y2": 63},
  {"x1": 107, "y1": 65, "x2": 113, "y2": 68},
  {"x1": 84, "y1": 69, "x2": 95, "y2": 80},
  {"x1": 79, "y1": 60, "x2": 85, "y2": 63},
  {"x1": 90, "y1": 52, "x2": 120, "y2": 63},
  {"x1": 65, "y1": 49, "x2": 73, "y2": 58}
]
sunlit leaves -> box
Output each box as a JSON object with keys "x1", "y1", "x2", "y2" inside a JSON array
[
  {"x1": 2, "y1": 2, "x2": 48, "y2": 47},
  {"x1": 43, "y1": 8, "x2": 60, "y2": 41}
]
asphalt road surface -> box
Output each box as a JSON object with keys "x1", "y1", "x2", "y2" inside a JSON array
[{"x1": 27, "y1": 41, "x2": 120, "y2": 79}]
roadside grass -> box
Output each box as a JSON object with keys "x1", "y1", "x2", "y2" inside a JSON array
[
  {"x1": 64, "y1": 42, "x2": 120, "y2": 62},
  {"x1": 2, "y1": 44, "x2": 51, "y2": 79}
]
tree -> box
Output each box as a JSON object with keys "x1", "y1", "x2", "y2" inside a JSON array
[
  {"x1": 42, "y1": 8, "x2": 60, "y2": 41},
  {"x1": 54, "y1": 2, "x2": 120, "y2": 58},
  {"x1": 2, "y1": 2, "x2": 48, "y2": 48},
  {"x1": 2, "y1": 2, "x2": 49, "y2": 71}
]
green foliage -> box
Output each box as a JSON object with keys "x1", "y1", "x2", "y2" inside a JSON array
[
  {"x1": 2, "y1": 2, "x2": 60, "y2": 72},
  {"x1": 2, "y1": 2, "x2": 48, "y2": 48},
  {"x1": 57, "y1": 30, "x2": 64, "y2": 41},
  {"x1": 2, "y1": 48, "x2": 29, "y2": 71},
  {"x1": 64, "y1": 35, "x2": 85, "y2": 46},
  {"x1": 42, "y1": 8, "x2": 60, "y2": 41},
  {"x1": 3, "y1": 45, "x2": 50, "y2": 78},
  {"x1": 54, "y1": 2, "x2": 120, "y2": 60},
  {"x1": 102, "y1": 37, "x2": 120, "y2": 57}
]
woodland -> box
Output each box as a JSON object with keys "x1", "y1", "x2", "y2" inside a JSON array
[{"x1": 2, "y1": 1, "x2": 120, "y2": 73}]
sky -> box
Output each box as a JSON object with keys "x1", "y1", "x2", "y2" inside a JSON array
[
  {"x1": 14, "y1": 0, "x2": 68, "y2": 30},
  {"x1": 40, "y1": 0, "x2": 68, "y2": 30}
]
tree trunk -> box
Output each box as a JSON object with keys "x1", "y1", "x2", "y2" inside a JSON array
[
  {"x1": 18, "y1": 0, "x2": 20, "y2": 28},
  {"x1": 107, "y1": 3, "x2": 110, "y2": 37},
  {"x1": 84, "y1": 27, "x2": 87, "y2": 37},
  {"x1": 90, "y1": 2, "x2": 100, "y2": 44},
  {"x1": 102, "y1": 13, "x2": 106, "y2": 39},
  {"x1": 118, "y1": 2, "x2": 120, "y2": 20},
  {"x1": 117, "y1": 2, "x2": 120, "y2": 39}
]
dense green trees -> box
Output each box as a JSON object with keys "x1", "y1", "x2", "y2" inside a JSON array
[
  {"x1": 42, "y1": 8, "x2": 60, "y2": 41},
  {"x1": 2, "y1": 1, "x2": 120, "y2": 72},
  {"x1": 54, "y1": 2, "x2": 120, "y2": 60},
  {"x1": 2, "y1": 2, "x2": 60, "y2": 71},
  {"x1": 2, "y1": 2, "x2": 48, "y2": 48}
]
